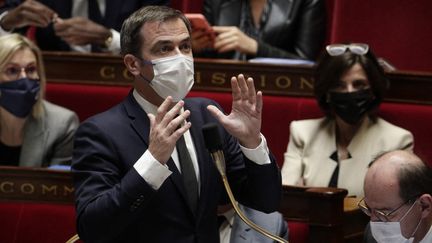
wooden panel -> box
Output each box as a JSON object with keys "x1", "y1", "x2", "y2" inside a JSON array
[
  {"x1": 0, "y1": 167, "x2": 369, "y2": 242},
  {"x1": 0, "y1": 166, "x2": 74, "y2": 204},
  {"x1": 42, "y1": 51, "x2": 432, "y2": 105},
  {"x1": 281, "y1": 186, "x2": 369, "y2": 243}
]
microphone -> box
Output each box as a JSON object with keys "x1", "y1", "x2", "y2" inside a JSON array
[
  {"x1": 202, "y1": 123, "x2": 226, "y2": 177},
  {"x1": 202, "y1": 123, "x2": 288, "y2": 243}
]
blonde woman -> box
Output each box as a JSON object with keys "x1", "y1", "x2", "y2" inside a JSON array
[{"x1": 0, "y1": 34, "x2": 78, "y2": 167}]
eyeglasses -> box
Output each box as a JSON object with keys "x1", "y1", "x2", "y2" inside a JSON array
[
  {"x1": 2, "y1": 65, "x2": 39, "y2": 80},
  {"x1": 357, "y1": 196, "x2": 417, "y2": 222},
  {"x1": 326, "y1": 43, "x2": 369, "y2": 56}
]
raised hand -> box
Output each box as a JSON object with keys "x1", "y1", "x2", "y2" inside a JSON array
[
  {"x1": 0, "y1": 0, "x2": 56, "y2": 30},
  {"x1": 147, "y1": 96, "x2": 191, "y2": 164},
  {"x1": 53, "y1": 17, "x2": 111, "y2": 46},
  {"x1": 207, "y1": 74, "x2": 262, "y2": 148},
  {"x1": 212, "y1": 26, "x2": 258, "y2": 55}
]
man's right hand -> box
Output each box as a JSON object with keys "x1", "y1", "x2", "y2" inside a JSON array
[
  {"x1": 147, "y1": 96, "x2": 191, "y2": 164},
  {"x1": 0, "y1": 0, "x2": 56, "y2": 30}
]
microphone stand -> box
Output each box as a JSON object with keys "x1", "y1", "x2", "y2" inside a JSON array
[{"x1": 210, "y1": 150, "x2": 288, "y2": 243}]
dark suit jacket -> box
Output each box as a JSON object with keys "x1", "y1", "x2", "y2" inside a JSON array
[
  {"x1": 1, "y1": 0, "x2": 169, "y2": 51},
  {"x1": 202, "y1": 0, "x2": 326, "y2": 60},
  {"x1": 72, "y1": 91, "x2": 282, "y2": 243}
]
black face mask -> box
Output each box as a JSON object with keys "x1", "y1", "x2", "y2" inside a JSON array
[
  {"x1": 328, "y1": 89, "x2": 374, "y2": 125},
  {"x1": 0, "y1": 78, "x2": 40, "y2": 118}
]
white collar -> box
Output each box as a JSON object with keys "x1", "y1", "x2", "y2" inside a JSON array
[
  {"x1": 221, "y1": 207, "x2": 236, "y2": 227},
  {"x1": 132, "y1": 89, "x2": 158, "y2": 115}
]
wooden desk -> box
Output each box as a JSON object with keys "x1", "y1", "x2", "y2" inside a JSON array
[
  {"x1": 42, "y1": 51, "x2": 432, "y2": 105},
  {"x1": 280, "y1": 185, "x2": 369, "y2": 243},
  {"x1": 0, "y1": 167, "x2": 369, "y2": 242},
  {"x1": 0, "y1": 166, "x2": 74, "y2": 204}
]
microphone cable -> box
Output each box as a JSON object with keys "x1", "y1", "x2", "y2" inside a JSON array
[{"x1": 203, "y1": 123, "x2": 288, "y2": 243}]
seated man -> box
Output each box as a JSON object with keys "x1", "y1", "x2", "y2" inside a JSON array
[
  {"x1": 0, "y1": 0, "x2": 168, "y2": 53},
  {"x1": 360, "y1": 150, "x2": 432, "y2": 243}
]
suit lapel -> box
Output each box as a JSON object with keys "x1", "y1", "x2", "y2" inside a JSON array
[
  {"x1": 20, "y1": 116, "x2": 47, "y2": 167},
  {"x1": 308, "y1": 119, "x2": 338, "y2": 186},
  {"x1": 124, "y1": 93, "x2": 193, "y2": 214}
]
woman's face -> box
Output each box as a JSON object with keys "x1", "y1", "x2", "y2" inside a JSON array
[
  {"x1": 0, "y1": 48, "x2": 39, "y2": 83},
  {"x1": 330, "y1": 63, "x2": 370, "y2": 93}
]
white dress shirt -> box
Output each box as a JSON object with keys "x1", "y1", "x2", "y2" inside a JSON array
[
  {"x1": 131, "y1": 89, "x2": 271, "y2": 190},
  {"x1": 219, "y1": 208, "x2": 236, "y2": 243}
]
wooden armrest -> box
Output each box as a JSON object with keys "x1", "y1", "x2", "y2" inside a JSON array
[
  {"x1": 280, "y1": 185, "x2": 347, "y2": 225},
  {"x1": 280, "y1": 185, "x2": 368, "y2": 243}
]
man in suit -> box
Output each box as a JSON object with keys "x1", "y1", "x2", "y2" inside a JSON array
[
  {"x1": 72, "y1": 5, "x2": 282, "y2": 243},
  {"x1": 218, "y1": 203, "x2": 288, "y2": 242},
  {"x1": 361, "y1": 150, "x2": 432, "y2": 243},
  {"x1": 0, "y1": 0, "x2": 169, "y2": 53}
]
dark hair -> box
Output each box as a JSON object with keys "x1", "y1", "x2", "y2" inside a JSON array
[
  {"x1": 398, "y1": 161, "x2": 432, "y2": 201},
  {"x1": 313, "y1": 45, "x2": 389, "y2": 117},
  {"x1": 120, "y1": 5, "x2": 191, "y2": 57}
]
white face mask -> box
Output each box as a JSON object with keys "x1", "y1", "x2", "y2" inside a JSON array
[
  {"x1": 140, "y1": 54, "x2": 194, "y2": 102},
  {"x1": 370, "y1": 200, "x2": 421, "y2": 243}
]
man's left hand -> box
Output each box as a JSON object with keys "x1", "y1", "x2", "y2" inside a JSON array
[{"x1": 207, "y1": 74, "x2": 262, "y2": 149}]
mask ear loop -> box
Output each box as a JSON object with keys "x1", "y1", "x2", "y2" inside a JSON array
[
  {"x1": 135, "y1": 56, "x2": 155, "y2": 84},
  {"x1": 399, "y1": 199, "x2": 422, "y2": 238}
]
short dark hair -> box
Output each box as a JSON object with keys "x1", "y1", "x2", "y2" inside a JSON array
[
  {"x1": 398, "y1": 161, "x2": 432, "y2": 201},
  {"x1": 120, "y1": 5, "x2": 191, "y2": 57},
  {"x1": 313, "y1": 45, "x2": 389, "y2": 117}
]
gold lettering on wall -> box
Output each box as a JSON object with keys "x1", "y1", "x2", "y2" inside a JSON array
[
  {"x1": 100, "y1": 66, "x2": 115, "y2": 79},
  {"x1": 195, "y1": 72, "x2": 201, "y2": 84},
  {"x1": 212, "y1": 73, "x2": 227, "y2": 85},
  {"x1": 21, "y1": 183, "x2": 35, "y2": 194},
  {"x1": 300, "y1": 77, "x2": 314, "y2": 90},
  {"x1": 275, "y1": 76, "x2": 292, "y2": 89},
  {"x1": 63, "y1": 186, "x2": 74, "y2": 196},
  {"x1": 122, "y1": 68, "x2": 134, "y2": 81},
  {"x1": 42, "y1": 185, "x2": 58, "y2": 196},
  {"x1": 0, "y1": 181, "x2": 14, "y2": 193},
  {"x1": 258, "y1": 75, "x2": 267, "y2": 88}
]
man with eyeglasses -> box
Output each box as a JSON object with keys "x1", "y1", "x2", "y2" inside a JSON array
[{"x1": 360, "y1": 150, "x2": 432, "y2": 243}]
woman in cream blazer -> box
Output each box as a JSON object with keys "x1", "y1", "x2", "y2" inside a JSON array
[
  {"x1": 281, "y1": 43, "x2": 413, "y2": 197},
  {"x1": 282, "y1": 117, "x2": 412, "y2": 197}
]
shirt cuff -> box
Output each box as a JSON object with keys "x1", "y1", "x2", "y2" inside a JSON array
[
  {"x1": 239, "y1": 133, "x2": 271, "y2": 165},
  {"x1": 133, "y1": 150, "x2": 172, "y2": 190},
  {"x1": 0, "y1": 11, "x2": 12, "y2": 36},
  {"x1": 107, "y1": 29, "x2": 120, "y2": 54}
]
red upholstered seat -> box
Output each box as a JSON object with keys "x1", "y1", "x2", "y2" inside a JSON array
[
  {"x1": 0, "y1": 202, "x2": 77, "y2": 243},
  {"x1": 329, "y1": 0, "x2": 432, "y2": 72},
  {"x1": 379, "y1": 102, "x2": 432, "y2": 164},
  {"x1": 288, "y1": 222, "x2": 309, "y2": 243}
]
